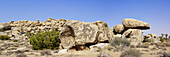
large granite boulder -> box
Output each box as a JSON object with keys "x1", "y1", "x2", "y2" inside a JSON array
[
  {"x1": 122, "y1": 18, "x2": 150, "y2": 30},
  {"x1": 122, "y1": 29, "x2": 143, "y2": 46},
  {"x1": 60, "y1": 20, "x2": 114, "y2": 49},
  {"x1": 60, "y1": 20, "x2": 99, "y2": 49},
  {"x1": 93, "y1": 21, "x2": 114, "y2": 42},
  {"x1": 113, "y1": 24, "x2": 125, "y2": 34}
]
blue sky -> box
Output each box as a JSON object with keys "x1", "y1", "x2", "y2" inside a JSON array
[{"x1": 0, "y1": 0, "x2": 170, "y2": 36}]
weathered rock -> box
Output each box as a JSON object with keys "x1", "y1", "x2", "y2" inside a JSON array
[
  {"x1": 60, "y1": 20, "x2": 114, "y2": 49},
  {"x1": 113, "y1": 24, "x2": 125, "y2": 34},
  {"x1": 58, "y1": 49, "x2": 68, "y2": 54},
  {"x1": 122, "y1": 29, "x2": 143, "y2": 46},
  {"x1": 0, "y1": 23, "x2": 11, "y2": 31},
  {"x1": 122, "y1": 18, "x2": 150, "y2": 30},
  {"x1": 90, "y1": 43, "x2": 109, "y2": 50},
  {"x1": 114, "y1": 34, "x2": 122, "y2": 38},
  {"x1": 143, "y1": 33, "x2": 161, "y2": 43},
  {"x1": 60, "y1": 20, "x2": 98, "y2": 49},
  {"x1": 40, "y1": 49, "x2": 52, "y2": 55},
  {"x1": 93, "y1": 21, "x2": 114, "y2": 42}
]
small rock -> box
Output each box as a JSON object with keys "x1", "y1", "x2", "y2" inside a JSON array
[
  {"x1": 90, "y1": 43, "x2": 109, "y2": 50},
  {"x1": 54, "y1": 50, "x2": 59, "y2": 53},
  {"x1": 40, "y1": 50, "x2": 52, "y2": 55},
  {"x1": 58, "y1": 49, "x2": 68, "y2": 54}
]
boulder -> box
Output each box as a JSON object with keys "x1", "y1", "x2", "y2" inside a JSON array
[
  {"x1": 113, "y1": 24, "x2": 125, "y2": 34},
  {"x1": 90, "y1": 43, "x2": 109, "y2": 50},
  {"x1": 0, "y1": 23, "x2": 11, "y2": 31},
  {"x1": 122, "y1": 18, "x2": 150, "y2": 30},
  {"x1": 60, "y1": 20, "x2": 98, "y2": 49},
  {"x1": 122, "y1": 29, "x2": 143, "y2": 46},
  {"x1": 60, "y1": 20, "x2": 114, "y2": 49},
  {"x1": 93, "y1": 21, "x2": 114, "y2": 42},
  {"x1": 58, "y1": 49, "x2": 68, "y2": 54}
]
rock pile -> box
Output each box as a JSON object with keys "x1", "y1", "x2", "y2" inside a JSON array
[
  {"x1": 144, "y1": 33, "x2": 161, "y2": 43},
  {"x1": 0, "y1": 18, "x2": 67, "y2": 56},
  {"x1": 113, "y1": 18, "x2": 150, "y2": 46},
  {"x1": 0, "y1": 18, "x2": 114, "y2": 50}
]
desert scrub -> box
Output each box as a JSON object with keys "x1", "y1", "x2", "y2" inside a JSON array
[
  {"x1": 160, "y1": 38, "x2": 164, "y2": 42},
  {"x1": 110, "y1": 37, "x2": 130, "y2": 47},
  {"x1": 13, "y1": 40, "x2": 18, "y2": 42},
  {"x1": 0, "y1": 35, "x2": 10, "y2": 40},
  {"x1": 30, "y1": 29, "x2": 60, "y2": 50},
  {"x1": 120, "y1": 49, "x2": 142, "y2": 57}
]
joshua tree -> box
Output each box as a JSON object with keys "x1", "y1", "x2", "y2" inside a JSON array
[
  {"x1": 159, "y1": 36, "x2": 162, "y2": 39},
  {"x1": 165, "y1": 34, "x2": 168, "y2": 38},
  {"x1": 161, "y1": 33, "x2": 164, "y2": 38}
]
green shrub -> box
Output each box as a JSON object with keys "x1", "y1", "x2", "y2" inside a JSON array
[
  {"x1": 110, "y1": 37, "x2": 130, "y2": 47},
  {"x1": 0, "y1": 35, "x2": 10, "y2": 40},
  {"x1": 30, "y1": 29, "x2": 60, "y2": 50},
  {"x1": 160, "y1": 39, "x2": 164, "y2": 42},
  {"x1": 120, "y1": 49, "x2": 142, "y2": 57},
  {"x1": 13, "y1": 40, "x2": 18, "y2": 42}
]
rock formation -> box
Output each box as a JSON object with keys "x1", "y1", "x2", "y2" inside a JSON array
[
  {"x1": 143, "y1": 33, "x2": 161, "y2": 43},
  {"x1": 122, "y1": 18, "x2": 150, "y2": 30},
  {"x1": 60, "y1": 20, "x2": 114, "y2": 49},
  {"x1": 113, "y1": 18, "x2": 151, "y2": 46},
  {"x1": 122, "y1": 29, "x2": 143, "y2": 46},
  {"x1": 113, "y1": 24, "x2": 125, "y2": 34}
]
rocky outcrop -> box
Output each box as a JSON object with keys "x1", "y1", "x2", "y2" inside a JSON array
[
  {"x1": 122, "y1": 18, "x2": 150, "y2": 30},
  {"x1": 122, "y1": 29, "x2": 143, "y2": 46},
  {"x1": 143, "y1": 33, "x2": 160, "y2": 43},
  {"x1": 113, "y1": 24, "x2": 125, "y2": 34},
  {"x1": 60, "y1": 20, "x2": 114, "y2": 49}
]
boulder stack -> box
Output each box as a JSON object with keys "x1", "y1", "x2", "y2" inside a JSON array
[{"x1": 113, "y1": 18, "x2": 151, "y2": 46}]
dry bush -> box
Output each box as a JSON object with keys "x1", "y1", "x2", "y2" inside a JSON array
[{"x1": 120, "y1": 49, "x2": 142, "y2": 57}]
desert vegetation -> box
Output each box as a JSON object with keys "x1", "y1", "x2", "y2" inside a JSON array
[
  {"x1": 0, "y1": 35, "x2": 10, "y2": 40},
  {"x1": 0, "y1": 18, "x2": 169, "y2": 57},
  {"x1": 120, "y1": 49, "x2": 141, "y2": 57},
  {"x1": 30, "y1": 29, "x2": 60, "y2": 50}
]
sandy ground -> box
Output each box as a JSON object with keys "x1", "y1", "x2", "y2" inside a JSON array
[{"x1": 0, "y1": 46, "x2": 169, "y2": 57}]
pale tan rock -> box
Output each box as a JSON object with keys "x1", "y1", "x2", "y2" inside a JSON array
[
  {"x1": 113, "y1": 24, "x2": 125, "y2": 34},
  {"x1": 122, "y1": 29, "x2": 143, "y2": 46},
  {"x1": 60, "y1": 20, "x2": 98, "y2": 49},
  {"x1": 93, "y1": 21, "x2": 114, "y2": 42},
  {"x1": 0, "y1": 23, "x2": 11, "y2": 31},
  {"x1": 60, "y1": 20, "x2": 114, "y2": 49},
  {"x1": 144, "y1": 33, "x2": 161, "y2": 43},
  {"x1": 122, "y1": 18, "x2": 150, "y2": 30}
]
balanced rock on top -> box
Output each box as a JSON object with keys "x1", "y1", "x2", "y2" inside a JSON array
[{"x1": 122, "y1": 18, "x2": 150, "y2": 30}]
